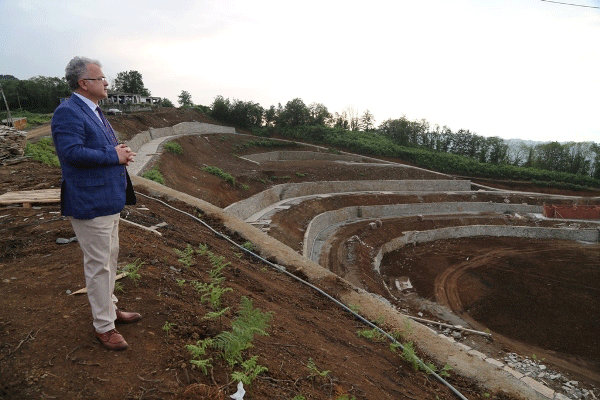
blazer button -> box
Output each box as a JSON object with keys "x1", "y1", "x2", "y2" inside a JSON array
[{"x1": 120, "y1": 173, "x2": 124, "y2": 176}]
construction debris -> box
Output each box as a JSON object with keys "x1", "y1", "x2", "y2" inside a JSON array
[{"x1": 0, "y1": 125, "x2": 27, "y2": 165}]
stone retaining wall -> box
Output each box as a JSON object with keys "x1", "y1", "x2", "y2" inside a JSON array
[
  {"x1": 225, "y1": 180, "x2": 472, "y2": 220},
  {"x1": 303, "y1": 202, "x2": 542, "y2": 261}
]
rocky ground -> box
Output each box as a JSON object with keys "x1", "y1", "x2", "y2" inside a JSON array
[{"x1": 1, "y1": 108, "x2": 599, "y2": 399}]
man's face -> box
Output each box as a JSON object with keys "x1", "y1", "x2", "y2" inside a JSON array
[{"x1": 78, "y1": 63, "x2": 108, "y2": 103}]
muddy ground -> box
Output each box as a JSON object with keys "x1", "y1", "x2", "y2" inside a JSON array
[{"x1": 1, "y1": 109, "x2": 599, "y2": 399}]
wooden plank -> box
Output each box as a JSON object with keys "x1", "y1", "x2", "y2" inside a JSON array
[{"x1": 0, "y1": 188, "x2": 60, "y2": 206}]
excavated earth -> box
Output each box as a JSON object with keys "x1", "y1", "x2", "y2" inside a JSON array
[{"x1": 1, "y1": 109, "x2": 599, "y2": 399}]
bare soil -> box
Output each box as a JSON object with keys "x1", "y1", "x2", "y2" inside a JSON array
[{"x1": 1, "y1": 109, "x2": 599, "y2": 399}]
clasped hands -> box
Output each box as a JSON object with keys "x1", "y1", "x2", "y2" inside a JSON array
[{"x1": 115, "y1": 143, "x2": 136, "y2": 166}]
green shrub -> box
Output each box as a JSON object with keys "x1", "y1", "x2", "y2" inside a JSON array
[
  {"x1": 163, "y1": 141, "x2": 183, "y2": 154},
  {"x1": 202, "y1": 165, "x2": 236, "y2": 186},
  {"x1": 141, "y1": 165, "x2": 164, "y2": 184}
]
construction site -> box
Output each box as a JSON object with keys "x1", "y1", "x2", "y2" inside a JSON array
[{"x1": 1, "y1": 109, "x2": 599, "y2": 400}]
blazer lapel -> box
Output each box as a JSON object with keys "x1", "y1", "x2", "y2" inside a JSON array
[{"x1": 70, "y1": 95, "x2": 116, "y2": 145}]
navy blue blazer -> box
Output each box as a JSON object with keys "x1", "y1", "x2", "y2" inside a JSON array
[{"x1": 51, "y1": 94, "x2": 135, "y2": 219}]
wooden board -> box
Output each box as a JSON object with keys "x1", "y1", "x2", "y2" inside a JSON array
[{"x1": 0, "y1": 188, "x2": 60, "y2": 207}]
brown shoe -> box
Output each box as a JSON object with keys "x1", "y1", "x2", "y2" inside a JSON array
[
  {"x1": 95, "y1": 329, "x2": 128, "y2": 351},
  {"x1": 115, "y1": 309, "x2": 142, "y2": 324}
]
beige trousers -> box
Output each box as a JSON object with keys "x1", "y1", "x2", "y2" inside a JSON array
[{"x1": 70, "y1": 213, "x2": 120, "y2": 333}]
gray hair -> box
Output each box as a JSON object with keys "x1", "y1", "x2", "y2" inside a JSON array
[{"x1": 65, "y1": 56, "x2": 102, "y2": 90}]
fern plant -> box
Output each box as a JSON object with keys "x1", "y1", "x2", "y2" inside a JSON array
[
  {"x1": 174, "y1": 244, "x2": 195, "y2": 267},
  {"x1": 213, "y1": 296, "x2": 272, "y2": 366},
  {"x1": 306, "y1": 357, "x2": 330, "y2": 378},
  {"x1": 120, "y1": 258, "x2": 143, "y2": 286},
  {"x1": 230, "y1": 355, "x2": 268, "y2": 385},
  {"x1": 186, "y1": 338, "x2": 214, "y2": 374}
]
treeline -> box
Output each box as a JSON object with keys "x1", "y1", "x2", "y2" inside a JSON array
[
  {"x1": 0, "y1": 75, "x2": 72, "y2": 113},
  {"x1": 205, "y1": 96, "x2": 600, "y2": 188}
]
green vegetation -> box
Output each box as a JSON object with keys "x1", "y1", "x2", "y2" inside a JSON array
[
  {"x1": 24, "y1": 137, "x2": 59, "y2": 167},
  {"x1": 174, "y1": 243, "x2": 195, "y2": 267},
  {"x1": 113, "y1": 70, "x2": 150, "y2": 96},
  {"x1": 251, "y1": 125, "x2": 600, "y2": 190},
  {"x1": 163, "y1": 140, "x2": 183, "y2": 154},
  {"x1": 241, "y1": 241, "x2": 255, "y2": 252},
  {"x1": 306, "y1": 357, "x2": 330, "y2": 378},
  {"x1": 162, "y1": 321, "x2": 174, "y2": 338},
  {"x1": 202, "y1": 165, "x2": 236, "y2": 186},
  {"x1": 0, "y1": 75, "x2": 71, "y2": 113},
  {"x1": 235, "y1": 138, "x2": 299, "y2": 151},
  {"x1": 185, "y1": 247, "x2": 272, "y2": 386},
  {"x1": 0, "y1": 111, "x2": 53, "y2": 128},
  {"x1": 201, "y1": 93, "x2": 600, "y2": 188},
  {"x1": 186, "y1": 295, "x2": 272, "y2": 384},
  {"x1": 120, "y1": 258, "x2": 143, "y2": 286},
  {"x1": 178, "y1": 90, "x2": 193, "y2": 107},
  {"x1": 356, "y1": 327, "x2": 386, "y2": 342},
  {"x1": 141, "y1": 165, "x2": 164, "y2": 184}
]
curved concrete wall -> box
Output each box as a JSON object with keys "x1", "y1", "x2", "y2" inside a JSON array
[
  {"x1": 373, "y1": 225, "x2": 600, "y2": 273},
  {"x1": 241, "y1": 150, "x2": 390, "y2": 164},
  {"x1": 130, "y1": 175, "x2": 553, "y2": 399},
  {"x1": 127, "y1": 121, "x2": 236, "y2": 152},
  {"x1": 303, "y1": 202, "x2": 543, "y2": 261},
  {"x1": 225, "y1": 180, "x2": 472, "y2": 220}
]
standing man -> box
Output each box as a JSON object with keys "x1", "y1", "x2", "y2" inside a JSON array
[{"x1": 52, "y1": 56, "x2": 141, "y2": 351}]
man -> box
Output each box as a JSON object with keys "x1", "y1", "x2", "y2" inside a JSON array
[{"x1": 52, "y1": 56, "x2": 141, "y2": 351}]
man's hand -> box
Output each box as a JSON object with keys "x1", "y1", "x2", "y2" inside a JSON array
[{"x1": 115, "y1": 144, "x2": 136, "y2": 166}]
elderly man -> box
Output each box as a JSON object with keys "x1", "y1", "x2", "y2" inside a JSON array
[{"x1": 52, "y1": 56, "x2": 141, "y2": 350}]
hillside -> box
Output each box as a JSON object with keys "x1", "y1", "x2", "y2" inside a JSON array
[{"x1": 1, "y1": 108, "x2": 598, "y2": 400}]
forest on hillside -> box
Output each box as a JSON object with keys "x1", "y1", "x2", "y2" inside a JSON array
[
  {"x1": 207, "y1": 95, "x2": 600, "y2": 185},
  {"x1": 2, "y1": 74, "x2": 599, "y2": 187}
]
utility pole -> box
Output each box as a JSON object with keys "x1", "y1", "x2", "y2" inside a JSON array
[{"x1": 0, "y1": 81, "x2": 12, "y2": 126}]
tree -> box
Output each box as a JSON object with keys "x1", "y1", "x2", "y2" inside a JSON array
[
  {"x1": 113, "y1": 70, "x2": 150, "y2": 96},
  {"x1": 308, "y1": 103, "x2": 331, "y2": 126},
  {"x1": 278, "y1": 98, "x2": 309, "y2": 127},
  {"x1": 264, "y1": 105, "x2": 277, "y2": 127},
  {"x1": 160, "y1": 98, "x2": 174, "y2": 107},
  {"x1": 360, "y1": 109, "x2": 375, "y2": 132},
  {"x1": 210, "y1": 95, "x2": 230, "y2": 121},
  {"x1": 178, "y1": 90, "x2": 193, "y2": 107},
  {"x1": 345, "y1": 106, "x2": 360, "y2": 131},
  {"x1": 0, "y1": 76, "x2": 71, "y2": 112}
]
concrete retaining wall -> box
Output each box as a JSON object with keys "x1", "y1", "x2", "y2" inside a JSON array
[
  {"x1": 225, "y1": 180, "x2": 472, "y2": 220},
  {"x1": 130, "y1": 175, "x2": 552, "y2": 400},
  {"x1": 127, "y1": 121, "x2": 236, "y2": 152},
  {"x1": 241, "y1": 150, "x2": 389, "y2": 164},
  {"x1": 303, "y1": 202, "x2": 543, "y2": 261},
  {"x1": 373, "y1": 225, "x2": 600, "y2": 273}
]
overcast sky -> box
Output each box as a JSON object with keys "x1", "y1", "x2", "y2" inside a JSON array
[{"x1": 1, "y1": 0, "x2": 599, "y2": 142}]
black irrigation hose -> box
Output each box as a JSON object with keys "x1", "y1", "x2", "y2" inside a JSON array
[{"x1": 135, "y1": 191, "x2": 469, "y2": 400}]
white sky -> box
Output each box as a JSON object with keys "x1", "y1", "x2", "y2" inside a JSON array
[{"x1": 1, "y1": 0, "x2": 599, "y2": 142}]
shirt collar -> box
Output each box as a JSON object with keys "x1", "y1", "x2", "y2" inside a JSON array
[{"x1": 73, "y1": 92, "x2": 100, "y2": 114}]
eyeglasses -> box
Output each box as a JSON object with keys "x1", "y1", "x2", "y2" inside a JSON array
[{"x1": 82, "y1": 77, "x2": 107, "y2": 83}]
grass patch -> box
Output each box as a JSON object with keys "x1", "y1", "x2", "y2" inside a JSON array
[
  {"x1": 141, "y1": 165, "x2": 164, "y2": 184},
  {"x1": 24, "y1": 137, "x2": 59, "y2": 167},
  {"x1": 236, "y1": 138, "x2": 299, "y2": 150},
  {"x1": 202, "y1": 165, "x2": 236, "y2": 186}
]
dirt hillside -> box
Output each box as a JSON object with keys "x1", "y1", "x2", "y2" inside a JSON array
[{"x1": 1, "y1": 108, "x2": 598, "y2": 400}]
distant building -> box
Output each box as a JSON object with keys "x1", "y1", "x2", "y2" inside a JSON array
[{"x1": 100, "y1": 91, "x2": 161, "y2": 106}]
